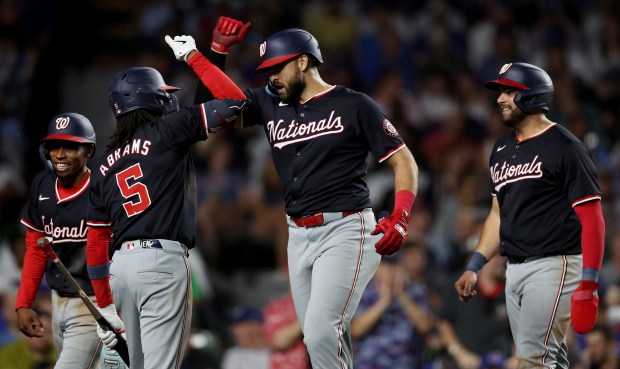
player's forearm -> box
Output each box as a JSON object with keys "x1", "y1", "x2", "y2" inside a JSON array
[
  {"x1": 194, "y1": 49, "x2": 229, "y2": 104},
  {"x1": 86, "y1": 225, "x2": 114, "y2": 307},
  {"x1": 187, "y1": 51, "x2": 245, "y2": 100},
  {"x1": 574, "y1": 200, "x2": 605, "y2": 279},
  {"x1": 389, "y1": 147, "x2": 418, "y2": 194},
  {"x1": 473, "y1": 198, "x2": 501, "y2": 259},
  {"x1": 15, "y1": 229, "x2": 47, "y2": 310}
]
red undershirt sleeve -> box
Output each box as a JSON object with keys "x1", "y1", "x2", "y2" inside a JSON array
[
  {"x1": 187, "y1": 51, "x2": 246, "y2": 100},
  {"x1": 574, "y1": 200, "x2": 605, "y2": 271},
  {"x1": 86, "y1": 225, "x2": 114, "y2": 307},
  {"x1": 15, "y1": 229, "x2": 47, "y2": 310}
]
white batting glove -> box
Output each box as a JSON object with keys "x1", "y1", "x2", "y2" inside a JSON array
[
  {"x1": 165, "y1": 35, "x2": 197, "y2": 62},
  {"x1": 96, "y1": 304, "x2": 126, "y2": 350}
]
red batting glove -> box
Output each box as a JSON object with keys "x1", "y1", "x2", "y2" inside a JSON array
[
  {"x1": 211, "y1": 16, "x2": 251, "y2": 54},
  {"x1": 571, "y1": 280, "x2": 599, "y2": 334},
  {"x1": 371, "y1": 208, "x2": 410, "y2": 256}
]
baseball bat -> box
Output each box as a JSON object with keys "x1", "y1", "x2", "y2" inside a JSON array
[{"x1": 37, "y1": 237, "x2": 130, "y2": 366}]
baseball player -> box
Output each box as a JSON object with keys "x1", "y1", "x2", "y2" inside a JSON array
[
  {"x1": 84, "y1": 61, "x2": 247, "y2": 369},
  {"x1": 166, "y1": 27, "x2": 419, "y2": 369},
  {"x1": 15, "y1": 112, "x2": 103, "y2": 368},
  {"x1": 454, "y1": 62, "x2": 605, "y2": 368}
]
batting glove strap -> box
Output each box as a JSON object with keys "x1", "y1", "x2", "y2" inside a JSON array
[
  {"x1": 571, "y1": 280, "x2": 599, "y2": 334},
  {"x1": 165, "y1": 35, "x2": 197, "y2": 62}
]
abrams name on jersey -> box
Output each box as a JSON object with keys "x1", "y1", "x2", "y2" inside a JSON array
[{"x1": 99, "y1": 138, "x2": 152, "y2": 176}]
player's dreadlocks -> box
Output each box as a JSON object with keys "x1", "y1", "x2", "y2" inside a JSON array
[{"x1": 107, "y1": 110, "x2": 161, "y2": 149}]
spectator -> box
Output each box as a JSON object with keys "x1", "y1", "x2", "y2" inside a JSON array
[
  {"x1": 221, "y1": 305, "x2": 269, "y2": 369},
  {"x1": 581, "y1": 324, "x2": 618, "y2": 369},
  {"x1": 600, "y1": 232, "x2": 620, "y2": 287},
  {"x1": 438, "y1": 255, "x2": 513, "y2": 369},
  {"x1": 351, "y1": 243, "x2": 434, "y2": 369},
  {"x1": 0, "y1": 291, "x2": 56, "y2": 369},
  {"x1": 263, "y1": 269, "x2": 310, "y2": 369}
]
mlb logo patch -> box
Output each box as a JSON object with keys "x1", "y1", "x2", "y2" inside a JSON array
[{"x1": 126, "y1": 242, "x2": 134, "y2": 250}]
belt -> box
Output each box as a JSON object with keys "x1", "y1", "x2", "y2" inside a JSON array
[
  {"x1": 506, "y1": 253, "x2": 556, "y2": 264},
  {"x1": 291, "y1": 210, "x2": 361, "y2": 228},
  {"x1": 123, "y1": 239, "x2": 163, "y2": 250},
  {"x1": 118, "y1": 239, "x2": 188, "y2": 257}
]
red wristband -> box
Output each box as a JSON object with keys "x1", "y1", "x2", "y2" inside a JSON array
[{"x1": 394, "y1": 190, "x2": 415, "y2": 212}]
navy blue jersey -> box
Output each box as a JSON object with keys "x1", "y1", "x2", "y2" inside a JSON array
[
  {"x1": 243, "y1": 85, "x2": 405, "y2": 217},
  {"x1": 490, "y1": 123, "x2": 601, "y2": 257},
  {"x1": 21, "y1": 169, "x2": 94, "y2": 296},
  {"x1": 88, "y1": 106, "x2": 210, "y2": 251}
]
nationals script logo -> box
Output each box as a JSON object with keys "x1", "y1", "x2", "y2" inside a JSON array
[
  {"x1": 491, "y1": 155, "x2": 543, "y2": 192},
  {"x1": 42, "y1": 216, "x2": 88, "y2": 242},
  {"x1": 266, "y1": 110, "x2": 344, "y2": 149},
  {"x1": 55, "y1": 116, "x2": 71, "y2": 130}
]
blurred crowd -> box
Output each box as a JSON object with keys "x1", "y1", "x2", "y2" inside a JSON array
[{"x1": 0, "y1": 0, "x2": 619, "y2": 368}]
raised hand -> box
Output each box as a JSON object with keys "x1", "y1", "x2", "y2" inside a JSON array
[
  {"x1": 454, "y1": 271, "x2": 478, "y2": 302},
  {"x1": 165, "y1": 35, "x2": 198, "y2": 62},
  {"x1": 211, "y1": 16, "x2": 251, "y2": 53}
]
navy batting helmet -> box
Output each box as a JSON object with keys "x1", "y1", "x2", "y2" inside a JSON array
[
  {"x1": 108, "y1": 67, "x2": 180, "y2": 118},
  {"x1": 254, "y1": 28, "x2": 323, "y2": 72},
  {"x1": 484, "y1": 62, "x2": 554, "y2": 114},
  {"x1": 41, "y1": 112, "x2": 96, "y2": 159}
]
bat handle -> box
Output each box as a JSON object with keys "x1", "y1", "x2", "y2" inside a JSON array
[
  {"x1": 37, "y1": 237, "x2": 59, "y2": 261},
  {"x1": 115, "y1": 333, "x2": 131, "y2": 365}
]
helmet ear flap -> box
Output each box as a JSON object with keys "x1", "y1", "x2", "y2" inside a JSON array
[
  {"x1": 39, "y1": 143, "x2": 52, "y2": 170},
  {"x1": 39, "y1": 143, "x2": 50, "y2": 160},
  {"x1": 86, "y1": 143, "x2": 96, "y2": 158},
  {"x1": 514, "y1": 90, "x2": 553, "y2": 113}
]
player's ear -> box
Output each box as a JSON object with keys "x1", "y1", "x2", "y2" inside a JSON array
[{"x1": 298, "y1": 54, "x2": 309, "y2": 72}]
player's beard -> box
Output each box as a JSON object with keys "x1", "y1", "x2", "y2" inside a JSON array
[
  {"x1": 501, "y1": 105, "x2": 528, "y2": 128},
  {"x1": 281, "y1": 66, "x2": 306, "y2": 104}
]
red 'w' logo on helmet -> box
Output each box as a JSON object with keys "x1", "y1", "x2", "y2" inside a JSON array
[{"x1": 55, "y1": 117, "x2": 70, "y2": 130}]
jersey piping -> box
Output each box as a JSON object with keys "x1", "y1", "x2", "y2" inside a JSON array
[
  {"x1": 378, "y1": 142, "x2": 406, "y2": 163},
  {"x1": 515, "y1": 123, "x2": 556, "y2": 143},
  {"x1": 572, "y1": 195, "x2": 602, "y2": 207},
  {"x1": 56, "y1": 169, "x2": 91, "y2": 204}
]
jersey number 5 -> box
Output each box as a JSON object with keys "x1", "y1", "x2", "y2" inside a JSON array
[{"x1": 116, "y1": 163, "x2": 152, "y2": 217}]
